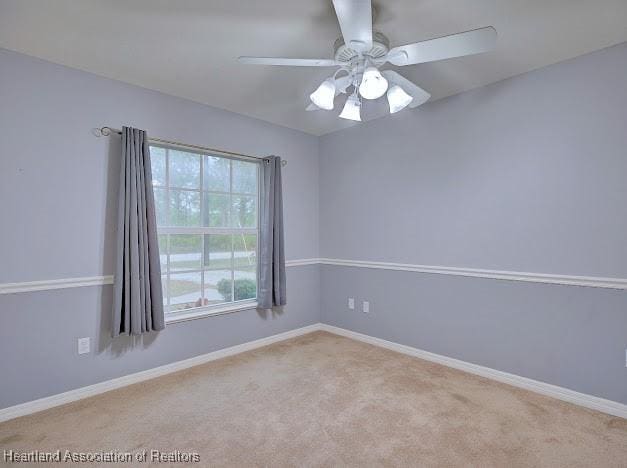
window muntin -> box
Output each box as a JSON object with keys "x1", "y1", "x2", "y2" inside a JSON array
[{"x1": 150, "y1": 145, "x2": 259, "y2": 316}]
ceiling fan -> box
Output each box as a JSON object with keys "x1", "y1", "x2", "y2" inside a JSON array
[{"x1": 238, "y1": 0, "x2": 497, "y2": 122}]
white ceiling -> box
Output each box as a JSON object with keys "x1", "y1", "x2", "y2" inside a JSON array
[{"x1": 1, "y1": 0, "x2": 626, "y2": 136}]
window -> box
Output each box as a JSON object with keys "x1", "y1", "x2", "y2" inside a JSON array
[{"x1": 150, "y1": 144, "x2": 259, "y2": 319}]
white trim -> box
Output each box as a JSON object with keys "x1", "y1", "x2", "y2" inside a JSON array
[
  {"x1": 0, "y1": 260, "x2": 318, "y2": 295},
  {"x1": 165, "y1": 300, "x2": 258, "y2": 324},
  {"x1": 319, "y1": 324, "x2": 627, "y2": 419},
  {"x1": 285, "y1": 258, "x2": 321, "y2": 267},
  {"x1": 1, "y1": 323, "x2": 624, "y2": 423},
  {"x1": 0, "y1": 324, "x2": 320, "y2": 423},
  {"x1": 0, "y1": 276, "x2": 114, "y2": 295},
  {"x1": 2, "y1": 258, "x2": 626, "y2": 295},
  {"x1": 318, "y1": 258, "x2": 627, "y2": 290}
]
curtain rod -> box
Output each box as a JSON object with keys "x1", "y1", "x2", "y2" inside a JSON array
[{"x1": 93, "y1": 127, "x2": 287, "y2": 166}]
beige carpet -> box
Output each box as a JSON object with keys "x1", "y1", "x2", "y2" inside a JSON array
[{"x1": 1, "y1": 331, "x2": 626, "y2": 467}]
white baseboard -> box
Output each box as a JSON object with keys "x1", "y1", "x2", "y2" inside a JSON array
[
  {"x1": 2, "y1": 322, "x2": 625, "y2": 423},
  {"x1": 319, "y1": 324, "x2": 627, "y2": 419},
  {"x1": 0, "y1": 324, "x2": 320, "y2": 423}
]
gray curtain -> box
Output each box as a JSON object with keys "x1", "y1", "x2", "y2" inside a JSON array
[
  {"x1": 111, "y1": 127, "x2": 165, "y2": 337},
  {"x1": 258, "y1": 156, "x2": 287, "y2": 309}
]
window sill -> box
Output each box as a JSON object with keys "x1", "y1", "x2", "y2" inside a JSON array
[{"x1": 165, "y1": 300, "x2": 258, "y2": 324}]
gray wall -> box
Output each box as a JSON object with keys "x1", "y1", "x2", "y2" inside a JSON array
[
  {"x1": 2, "y1": 266, "x2": 319, "y2": 408},
  {"x1": 319, "y1": 43, "x2": 627, "y2": 404},
  {"x1": 0, "y1": 48, "x2": 319, "y2": 283},
  {"x1": 0, "y1": 49, "x2": 320, "y2": 409},
  {"x1": 321, "y1": 266, "x2": 627, "y2": 404},
  {"x1": 2, "y1": 42, "x2": 627, "y2": 410}
]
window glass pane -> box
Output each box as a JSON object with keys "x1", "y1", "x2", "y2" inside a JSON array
[
  {"x1": 233, "y1": 234, "x2": 256, "y2": 268},
  {"x1": 170, "y1": 234, "x2": 202, "y2": 271},
  {"x1": 169, "y1": 189, "x2": 200, "y2": 226},
  {"x1": 204, "y1": 155, "x2": 230, "y2": 192},
  {"x1": 231, "y1": 195, "x2": 256, "y2": 228},
  {"x1": 150, "y1": 147, "x2": 166, "y2": 188},
  {"x1": 153, "y1": 188, "x2": 167, "y2": 226},
  {"x1": 232, "y1": 160, "x2": 257, "y2": 194},
  {"x1": 169, "y1": 271, "x2": 202, "y2": 311},
  {"x1": 169, "y1": 150, "x2": 200, "y2": 189},
  {"x1": 158, "y1": 234, "x2": 168, "y2": 271},
  {"x1": 152, "y1": 145, "x2": 260, "y2": 315},
  {"x1": 234, "y1": 267, "x2": 256, "y2": 301},
  {"x1": 203, "y1": 234, "x2": 232, "y2": 270},
  {"x1": 161, "y1": 274, "x2": 168, "y2": 307},
  {"x1": 204, "y1": 270, "x2": 232, "y2": 304},
  {"x1": 203, "y1": 193, "x2": 230, "y2": 227}
]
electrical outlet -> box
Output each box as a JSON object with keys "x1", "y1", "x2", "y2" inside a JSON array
[
  {"x1": 362, "y1": 301, "x2": 370, "y2": 314},
  {"x1": 78, "y1": 337, "x2": 90, "y2": 355},
  {"x1": 348, "y1": 298, "x2": 355, "y2": 310}
]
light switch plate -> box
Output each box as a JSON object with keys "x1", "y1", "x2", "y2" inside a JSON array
[
  {"x1": 78, "y1": 337, "x2": 90, "y2": 355},
  {"x1": 362, "y1": 301, "x2": 370, "y2": 314},
  {"x1": 348, "y1": 298, "x2": 355, "y2": 310}
]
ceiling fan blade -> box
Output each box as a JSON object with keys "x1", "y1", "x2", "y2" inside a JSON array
[
  {"x1": 238, "y1": 57, "x2": 339, "y2": 67},
  {"x1": 332, "y1": 0, "x2": 373, "y2": 53},
  {"x1": 381, "y1": 70, "x2": 430, "y2": 108},
  {"x1": 387, "y1": 26, "x2": 497, "y2": 66}
]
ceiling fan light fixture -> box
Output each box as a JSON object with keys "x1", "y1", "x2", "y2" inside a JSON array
[
  {"x1": 310, "y1": 78, "x2": 336, "y2": 110},
  {"x1": 239, "y1": 1, "x2": 497, "y2": 125},
  {"x1": 387, "y1": 85, "x2": 413, "y2": 113},
  {"x1": 339, "y1": 93, "x2": 361, "y2": 121},
  {"x1": 359, "y1": 66, "x2": 388, "y2": 100}
]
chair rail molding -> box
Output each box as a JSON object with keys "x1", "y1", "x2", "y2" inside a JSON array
[
  {"x1": 0, "y1": 276, "x2": 115, "y2": 295},
  {"x1": 0, "y1": 259, "x2": 319, "y2": 295},
  {"x1": 1, "y1": 258, "x2": 626, "y2": 294},
  {"x1": 318, "y1": 258, "x2": 627, "y2": 290}
]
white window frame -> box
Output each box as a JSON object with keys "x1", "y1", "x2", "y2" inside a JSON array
[{"x1": 151, "y1": 143, "x2": 260, "y2": 323}]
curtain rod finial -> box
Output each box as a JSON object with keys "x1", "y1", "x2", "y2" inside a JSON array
[
  {"x1": 265, "y1": 157, "x2": 287, "y2": 167},
  {"x1": 91, "y1": 127, "x2": 113, "y2": 137}
]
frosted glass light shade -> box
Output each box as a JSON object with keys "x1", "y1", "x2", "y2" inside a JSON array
[
  {"x1": 339, "y1": 94, "x2": 361, "y2": 121},
  {"x1": 359, "y1": 66, "x2": 388, "y2": 100},
  {"x1": 387, "y1": 85, "x2": 413, "y2": 113},
  {"x1": 310, "y1": 79, "x2": 336, "y2": 110}
]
